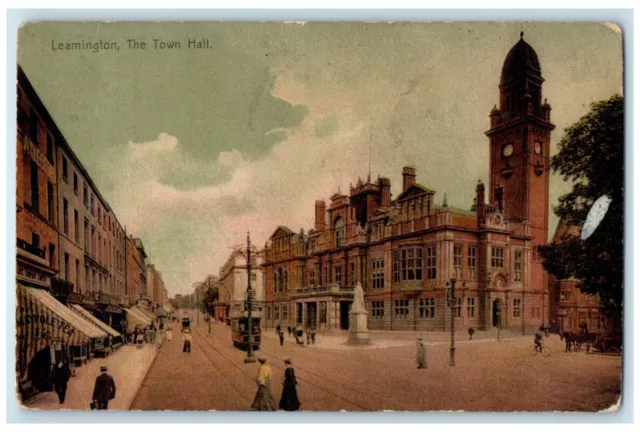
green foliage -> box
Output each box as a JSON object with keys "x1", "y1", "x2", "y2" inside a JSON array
[{"x1": 540, "y1": 94, "x2": 623, "y2": 322}]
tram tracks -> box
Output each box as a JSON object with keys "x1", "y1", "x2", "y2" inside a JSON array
[{"x1": 193, "y1": 325, "x2": 375, "y2": 411}]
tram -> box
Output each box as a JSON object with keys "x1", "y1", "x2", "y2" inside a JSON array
[{"x1": 230, "y1": 316, "x2": 261, "y2": 350}]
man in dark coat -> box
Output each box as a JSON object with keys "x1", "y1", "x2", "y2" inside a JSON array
[
  {"x1": 278, "y1": 330, "x2": 285, "y2": 346},
  {"x1": 287, "y1": 326, "x2": 292, "y2": 338},
  {"x1": 92, "y1": 365, "x2": 116, "y2": 410},
  {"x1": 51, "y1": 360, "x2": 72, "y2": 404}
]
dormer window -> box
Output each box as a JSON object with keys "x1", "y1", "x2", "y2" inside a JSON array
[{"x1": 334, "y1": 217, "x2": 345, "y2": 248}]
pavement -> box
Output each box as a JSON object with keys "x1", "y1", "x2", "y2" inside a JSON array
[
  {"x1": 23, "y1": 333, "x2": 164, "y2": 411},
  {"x1": 132, "y1": 321, "x2": 622, "y2": 412}
]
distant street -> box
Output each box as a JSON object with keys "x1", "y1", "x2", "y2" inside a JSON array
[{"x1": 130, "y1": 322, "x2": 620, "y2": 412}]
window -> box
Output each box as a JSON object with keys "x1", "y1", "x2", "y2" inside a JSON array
[
  {"x1": 75, "y1": 259, "x2": 80, "y2": 291},
  {"x1": 491, "y1": 246, "x2": 505, "y2": 268},
  {"x1": 74, "y1": 210, "x2": 79, "y2": 242},
  {"x1": 29, "y1": 110, "x2": 38, "y2": 143},
  {"x1": 46, "y1": 134, "x2": 54, "y2": 164},
  {"x1": 283, "y1": 271, "x2": 288, "y2": 292},
  {"x1": 63, "y1": 198, "x2": 69, "y2": 234},
  {"x1": 64, "y1": 253, "x2": 70, "y2": 281},
  {"x1": 320, "y1": 302, "x2": 327, "y2": 324},
  {"x1": 91, "y1": 194, "x2": 95, "y2": 216},
  {"x1": 393, "y1": 251, "x2": 400, "y2": 283},
  {"x1": 393, "y1": 247, "x2": 424, "y2": 281},
  {"x1": 30, "y1": 161, "x2": 39, "y2": 213},
  {"x1": 372, "y1": 259, "x2": 385, "y2": 289},
  {"x1": 62, "y1": 157, "x2": 68, "y2": 182},
  {"x1": 103, "y1": 213, "x2": 106, "y2": 227},
  {"x1": 275, "y1": 306, "x2": 280, "y2": 321},
  {"x1": 394, "y1": 299, "x2": 409, "y2": 318},
  {"x1": 454, "y1": 298, "x2": 463, "y2": 318},
  {"x1": 514, "y1": 250, "x2": 522, "y2": 282},
  {"x1": 91, "y1": 226, "x2": 95, "y2": 256},
  {"x1": 83, "y1": 183, "x2": 88, "y2": 208},
  {"x1": 98, "y1": 234, "x2": 102, "y2": 262},
  {"x1": 419, "y1": 298, "x2": 436, "y2": 319},
  {"x1": 73, "y1": 172, "x2": 78, "y2": 195},
  {"x1": 334, "y1": 265, "x2": 342, "y2": 285},
  {"x1": 282, "y1": 305, "x2": 288, "y2": 321},
  {"x1": 560, "y1": 291, "x2": 572, "y2": 302},
  {"x1": 47, "y1": 181, "x2": 54, "y2": 222},
  {"x1": 350, "y1": 262, "x2": 356, "y2": 286},
  {"x1": 467, "y1": 246, "x2": 477, "y2": 279},
  {"x1": 98, "y1": 207, "x2": 102, "y2": 224},
  {"x1": 49, "y1": 243, "x2": 55, "y2": 269},
  {"x1": 334, "y1": 218, "x2": 345, "y2": 248},
  {"x1": 427, "y1": 246, "x2": 436, "y2": 280},
  {"x1": 454, "y1": 244, "x2": 463, "y2": 279},
  {"x1": 467, "y1": 297, "x2": 476, "y2": 318},
  {"x1": 512, "y1": 299, "x2": 521, "y2": 318},
  {"x1": 371, "y1": 301, "x2": 385, "y2": 319},
  {"x1": 84, "y1": 219, "x2": 89, "y2": 250},
  {"x1": 309, "y1": 270, "x2": 315, "y2": 287}
]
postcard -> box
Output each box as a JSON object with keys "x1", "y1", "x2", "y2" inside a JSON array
[{"x1": 15, "y1": 21, "x2": 623, "y2": 412}]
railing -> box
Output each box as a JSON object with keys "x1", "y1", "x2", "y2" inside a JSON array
[{"x1": 17, "y1": 238, "x2": 46, "y2": 259}]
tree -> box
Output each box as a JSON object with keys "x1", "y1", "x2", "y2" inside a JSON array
[{"x1": 539, "y1": 94, "x2": 623, "y2": 329}]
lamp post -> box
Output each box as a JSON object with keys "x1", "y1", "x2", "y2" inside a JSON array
[
  {"x1": 244, "y1": 231, "x2": 256, "y2": 364},
  {"x1": 445, "y1": 278, "x2": 467, "y2": 367}
]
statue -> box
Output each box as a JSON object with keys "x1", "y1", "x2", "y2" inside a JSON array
[{"x1": 351, "y1": 282, "x2": 365, "y2": 313}]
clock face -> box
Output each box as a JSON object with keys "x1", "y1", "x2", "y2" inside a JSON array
[
  {"x1": 503, "y1": 144, "x2": 514, "y2": 157},
  {"x1": 534, "y1": 141, "x2": 542, "y2": 155}
]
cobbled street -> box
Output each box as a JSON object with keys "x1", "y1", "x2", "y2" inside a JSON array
[{"x1": 130, "y1": 322, "x2": 621, "y2": 412}]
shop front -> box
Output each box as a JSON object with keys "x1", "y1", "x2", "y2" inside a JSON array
[{"x1": 16, "y1": 284, "x2": 108, "y2": 401}]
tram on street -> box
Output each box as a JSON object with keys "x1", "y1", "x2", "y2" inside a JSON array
[{"x1": 230, "y1": 316, "x2": 261, "y2": 350}]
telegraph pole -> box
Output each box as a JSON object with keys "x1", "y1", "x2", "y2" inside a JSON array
[{"x1": 244, "y1": 231, "x2": 256, "y2": 363}]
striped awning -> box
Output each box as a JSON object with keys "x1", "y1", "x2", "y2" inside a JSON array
[
  {"x1": 16, "y1": 285, "x2": 108, "y2": 381},
  {"x1": 125, "y1": 307, "x2": 152, "y2": 333},
  {"x1": 69, "y1": 304, "x2": 121, "y2": 338},
  {"x1": 134, "y1": 306, "x2": 156, "y2": 322}
]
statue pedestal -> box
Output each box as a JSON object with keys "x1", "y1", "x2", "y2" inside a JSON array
[{"x1": 348, "y1": 308, "x2": 371, "y2": 345}]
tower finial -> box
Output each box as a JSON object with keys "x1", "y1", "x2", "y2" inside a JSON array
[{"x1": 520, "y1": 31, "x2": 524, "y2": 39}]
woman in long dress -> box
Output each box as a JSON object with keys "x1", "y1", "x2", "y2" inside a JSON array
[
  {"x1": 250, "y1": 356, "x2": 277, "y2": 411},
  {"x1": 166, "y1": 325, "x2": 173, "y2": 342},
  {"x1": 279, "y1": 358, "x2": 300, "y2": 411}
]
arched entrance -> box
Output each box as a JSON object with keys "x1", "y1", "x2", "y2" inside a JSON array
[{"x1": 492, "y1": 299, "x2": 502, "y2": 328}]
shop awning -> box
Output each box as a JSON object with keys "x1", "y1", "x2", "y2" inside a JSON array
[
  {"x1": 69, "y1": 304, "x2": 121, "y2": 338},
  {"x1": 125, "y1": 307, "x2": 152, "y2": 333},
  {"x1": 135, "y1": 307, "x2": 156, "y2": 322},
  {"x1": 155, "y1": 307, "x2": 168, "y2": 317},
  {"x1": 104, "y1": 304, "x2": 124, "y2": 314},
  {"x1": 17, "y1": 285, "x2": 108, "y2": 381}
]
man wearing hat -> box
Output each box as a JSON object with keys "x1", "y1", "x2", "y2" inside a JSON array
[
  {"x1": 92, "y1": 365, "x2": 116, "y2": 410},
  {"x1": 417, "y1": 338, "x2": 427, "y2": 369}
]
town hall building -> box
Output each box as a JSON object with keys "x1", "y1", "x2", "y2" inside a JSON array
[{"x1": 263, "y1": 33, "x2": 558, "y2": 333}]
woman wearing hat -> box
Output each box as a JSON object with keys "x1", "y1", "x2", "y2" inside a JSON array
[
  {"x1": 417, "y1": 338, "x2": 427, "y2": 369},
  {"x1": 250, "y1": 356, "x2": 277, "y2": 411},
  {"x1": 279, "y1": 358, "x2": 300, "y2": 411}
]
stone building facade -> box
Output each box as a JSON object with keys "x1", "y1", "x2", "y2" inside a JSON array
[
  {"x1": 218, "y1": 249, "x2": 265, "y2": 321},
  {"x1": 16, "y1": 67, "x2": 60, "y2": 290},
  {"x1": 263, "y1": 34, "x2": 554, "y2": 333}
]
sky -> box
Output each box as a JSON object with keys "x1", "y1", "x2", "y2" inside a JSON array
[{"x1": 17, "y1": 22, "x2": 623, "y2": 296}]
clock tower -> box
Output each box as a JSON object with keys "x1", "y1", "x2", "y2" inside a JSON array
[{"x1": 485, "y1": 32, "x2": 555, "y2": 254}]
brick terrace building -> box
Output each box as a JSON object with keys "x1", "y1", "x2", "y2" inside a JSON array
[
  {"x1": 263, "y1": 34, "x2": 555, "y2": 333},
  {"x1": 16, "y1": 67, "x2": 60, "y2": 290}
]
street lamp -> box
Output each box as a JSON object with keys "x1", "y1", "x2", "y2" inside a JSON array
[
  {"x1": 445, "y1": 278, "x2": 467, "y2": 367},
  {"x1": 244, "y1": 231, "x2": 257, "y2": 364}
]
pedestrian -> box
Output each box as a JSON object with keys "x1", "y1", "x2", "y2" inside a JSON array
[
  {"x1": 279, "y1": 358, "x2": 300, "y2": 411},
  {"x1": 250, "y1": 355, "x2": 277, "y2": 411},
  {"x1": 51, "y1": 360, "x2": 71, "y2": 404},
  {"x1": 150, "y1": 327, "x2": 156, "y2": 345},
  {"x1": 278, "y1": 330, "x2": 285, "y2": 346},
  {"x1": 183, "y1": 328, "x2": 192, "y2": 354},
  {"x1": 136, "y1": 328, "x2": 144, "y2": 347},
  {"x1": 287, "y1": 326, "x2": 292, "y2": 338},
  {"x1": 306, "y1": 329, "x2": 311, "y2": 345},
  {"x1": 166, "y1": 326, "x2": 173, "y2": 342},
  {"x1": 417, "y1": 338, "x2": 427, "y2": 369},
  {"x1": 276, "y1": 324, "x2": 281, "y2": 335},
  {"x1": 311, "y1": 328, "x2": 316, "y2": 345},
  {"x1": 544, "y1": 324, "x2": 550, "y2": 338},
  {"x1": 92, "y1": 365, "x2": 116, "y2": 410},
  {"x1": 564, "y1": 331, "x2": 572, "y2": 353}
]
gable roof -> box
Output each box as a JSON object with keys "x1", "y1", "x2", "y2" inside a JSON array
[
  {"x1": 270, "y1": 225, "x2": 294, "y2": 239},
  {"x1": 395, "y1": 183, "x2": 436, "y2": 202}
]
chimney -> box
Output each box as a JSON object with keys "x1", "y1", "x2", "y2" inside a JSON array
[
  {"x1": 402, "y1": 166, "x2": 416, "y2": 190},
  {"x1": 476, "y1": 180, "x2": 486, "y2": 217},
  {"x1": 495, "y1": 184, "x2": 505, "y2": 213},
  {"x1": 314, "y1": 200, "x2": 326, "y2": 231},
  {"x1": 379, "y1": 177, "x2": 391, "y2": 207}
]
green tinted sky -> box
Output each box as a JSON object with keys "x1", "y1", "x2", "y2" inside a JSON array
[{"x1": 17, "y1": 22, "x2": 623, "y2": 295}]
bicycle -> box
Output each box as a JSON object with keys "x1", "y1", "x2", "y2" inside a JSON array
[{"x1": 530, "y1": 344, "x2": 551, "y2": 357}]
